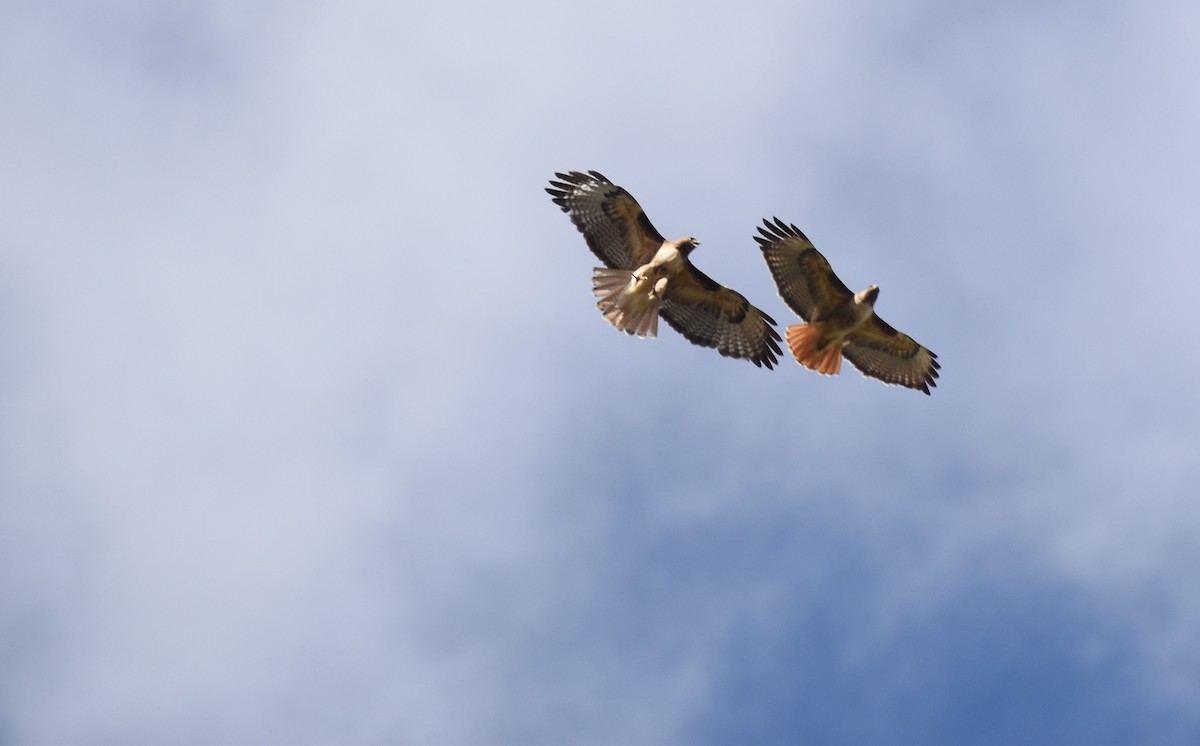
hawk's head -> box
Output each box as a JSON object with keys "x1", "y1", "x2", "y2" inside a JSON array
[
  {"x1": 676, "y1": 237, "x2": 700, "y2": 255},
  {"x1": 854, "y1": 285, "x2": 880, "y2": 306}
]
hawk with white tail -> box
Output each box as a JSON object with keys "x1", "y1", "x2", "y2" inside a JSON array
[
  {"x1": 547, "y1": 170, "x2": 782, "y2": 368},
  {"x1": 755, "y1": 218, "x2": 940, "y2": 394}
]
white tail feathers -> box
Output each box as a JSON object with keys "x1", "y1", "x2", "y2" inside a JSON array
[
  {"x1": 786, "y1": 324, "x2": 842, "y2": 375},
  {"x1": 592, "y1": 267, "x2": 663, "y2": 338}
]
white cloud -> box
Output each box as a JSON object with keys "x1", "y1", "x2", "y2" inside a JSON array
[{"x1": 3, "y1": 0, "x2": 1200, "y2": 743}]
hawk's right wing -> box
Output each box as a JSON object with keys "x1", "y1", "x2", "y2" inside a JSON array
[
  {"x1": 546, "y1": 171, "x2": 665, "y2": 270},
  {"x1": 754, "y1": 217, "x2": 854, "y2": 322}
]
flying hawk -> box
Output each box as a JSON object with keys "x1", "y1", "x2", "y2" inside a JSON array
[
  {"x1": 755, "y1": 218, "x2": 940, "y2": 394},
  {"x1": 547, "y1": 170, "x2": 782, "y2": 368}
]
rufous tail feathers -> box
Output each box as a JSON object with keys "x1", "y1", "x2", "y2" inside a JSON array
[
  {"x1": 592, "y1": 268, "x2": 661, "y2": 338},
  {"x1": 786, "y1": 324, "x2": 842, "y2": 375}
]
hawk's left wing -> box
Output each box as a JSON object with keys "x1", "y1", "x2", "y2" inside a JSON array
[
  {"x1": 546, "y1": 170, "x2": 665, "y2": 269},
  {"x1": 843, "y1": 316, "x2": 940, "y2": 394},
  {"x1": 661, "y1": 265, "x2": 783, "y2": 368}
]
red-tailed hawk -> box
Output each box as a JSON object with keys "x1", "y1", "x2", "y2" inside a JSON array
[
  {"x1": 756, "y1": 218, "x2": 940, "y2": 394},
  {"x1": 547, "y1": 170, "x2": 782, "y2": 368}
]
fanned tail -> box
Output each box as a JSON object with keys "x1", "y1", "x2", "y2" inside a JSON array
[
  {"x1": 591, "y1": 268, "x2": 632, "y2": 303},
  {"x1": 592, "y1": 268, "x2": 661, "y2": 338},
  {"x1": 786, "y1": 324, "x2": 842, "y2": 375}
]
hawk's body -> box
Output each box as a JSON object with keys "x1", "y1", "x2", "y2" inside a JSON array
[
  {"x1": 756, "y1": 218, "x2": 940, "y2": 394},
  {"x1": 547, "y1": 171, "x2": 782, "y2": 368}
]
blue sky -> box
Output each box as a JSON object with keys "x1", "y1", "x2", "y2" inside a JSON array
[{"x1": 2, "y1": 0, "x2": 1199, "y2": 743}]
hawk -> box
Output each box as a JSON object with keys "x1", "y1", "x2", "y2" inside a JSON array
[
  {"x1": 547, "y1": 170, "x2": 782, "y2": 368},
  {"x1": 755, "y1": 218, "x2": 940, "y2": 394}
]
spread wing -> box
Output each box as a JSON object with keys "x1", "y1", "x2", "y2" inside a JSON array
[
  {"x1": 754, "y1": 217, "x2": 853, "y2": 321},
  {"x1": 546, "y1": 170, "x2": 665, "y2": 269},
  {"x1": 843, "y1": 316, "x2": 940, "y2": 394},
  {"x1": 661, "y1": 264, "x2": 783, "y2": 368}
]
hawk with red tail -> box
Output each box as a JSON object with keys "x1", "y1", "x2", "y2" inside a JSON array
[{"x1": 755, "y1": 218, "x2": 940, "y2": 394}]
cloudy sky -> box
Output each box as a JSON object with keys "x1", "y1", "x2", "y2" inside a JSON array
[{"x1": 3, "y1": 0, "x2": 1199, "y2": 743}]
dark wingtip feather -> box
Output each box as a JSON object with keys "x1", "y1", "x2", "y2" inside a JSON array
[
  {"x1": 545, "y1": 185, "x2": 571, "y2": 212},
  {"x1": 919, "y1": 369, "x2": 940, "y2": 394},
  {"x1": 755, "y1": 217, "x2": 793, "y2": 246}
]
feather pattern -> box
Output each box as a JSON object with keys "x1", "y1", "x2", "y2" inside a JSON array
[
  {"x1": 755, "y1": 217, "x2": 852, "y2": 321},
  {"x1": 661, "y1": 266, "x2": 782, "y2": 368},
  {"x1": 843, "y1": 317, "x2": 941, "y2": 394},
  {"x1": 546, "y1": 170, "x2": 662, "y2": 269}
]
